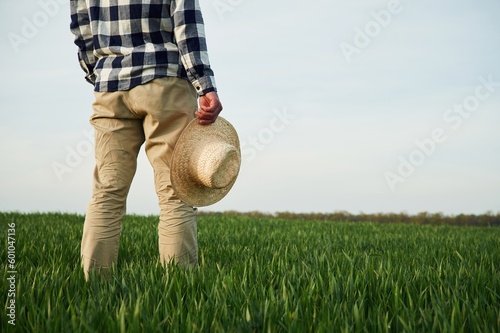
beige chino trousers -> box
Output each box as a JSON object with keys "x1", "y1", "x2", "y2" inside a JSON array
[{"x1": 81, "y1": 77, "x2": 199, "y2": 281}]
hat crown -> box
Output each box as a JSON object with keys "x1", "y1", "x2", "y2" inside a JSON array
[{"x1": 191, "y1": 141, "x2": 240, "y2": 189}]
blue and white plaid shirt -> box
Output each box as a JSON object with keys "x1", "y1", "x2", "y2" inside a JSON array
[{"x1": 70, "y1": 0, "x2": 216, "y2": 95}]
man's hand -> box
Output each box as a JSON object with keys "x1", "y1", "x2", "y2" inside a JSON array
[{"x1": 196, "y1": 91, "x2": 223, "y2": 125}]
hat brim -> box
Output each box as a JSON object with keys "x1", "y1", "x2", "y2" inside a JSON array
[{"x1": 171, "y1": 117, "x2": 241, "y2": 207}]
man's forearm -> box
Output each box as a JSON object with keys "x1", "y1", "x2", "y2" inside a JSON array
[
  {"x1": 172, "y1": 0, "x2": 217, "y2": 95},
  {"x1": 70, "y1": 0, "x2": 96, "y2": 85}
]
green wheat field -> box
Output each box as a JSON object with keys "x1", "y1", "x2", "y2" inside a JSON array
[{"x1": 1, "y1": 212, "x2": 499, "y2": 332}]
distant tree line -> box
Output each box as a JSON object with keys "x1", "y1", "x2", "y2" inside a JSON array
[{"x1": 198, "y1": 211, "x2": 500, "y2": 227}]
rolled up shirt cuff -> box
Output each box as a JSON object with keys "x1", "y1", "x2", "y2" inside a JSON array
[{"x1": 85, "y1": 72, "x2": 96, "y2": 85}]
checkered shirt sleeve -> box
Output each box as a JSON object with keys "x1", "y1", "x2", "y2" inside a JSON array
[
  {"x1": 70, "y1": 0, "x2": 216, "y2": 95},
  {"x1": 70, "y1": 0, "x2": 97, "y2": 85}
]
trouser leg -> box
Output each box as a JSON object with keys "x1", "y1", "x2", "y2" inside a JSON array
[
  {"x1": 81, "y1": 91, "x2": 144, "y2": 281},
  {"x1": 131, "y1": 77, "x2": 199, "y2": 267}
]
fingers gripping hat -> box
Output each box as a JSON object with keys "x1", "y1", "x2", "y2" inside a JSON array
[{"x1": 171, "y1": 117, "x2": 241, "y2": 207}]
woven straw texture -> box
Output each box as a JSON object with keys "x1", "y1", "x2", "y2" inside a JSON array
[{"x1": 171, "y1": 117, "x2": 241, "y2": 207}]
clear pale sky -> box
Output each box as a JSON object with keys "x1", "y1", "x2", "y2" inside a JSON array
[{"x1": 1, "y1": 0, "x2": 499, "y2": 215}]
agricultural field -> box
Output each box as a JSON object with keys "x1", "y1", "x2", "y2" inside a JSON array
[{"x1": 1, "y1": 212, "x2": 499, "y2": 332}]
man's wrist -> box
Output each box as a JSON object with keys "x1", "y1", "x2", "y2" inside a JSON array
[{"x1": 200, "y1": 87, "x2": 217, "y2": 96}]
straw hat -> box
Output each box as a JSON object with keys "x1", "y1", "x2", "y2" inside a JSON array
[{"x1": 171, "y1": 117, "x2": 241, "y2": 207}]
